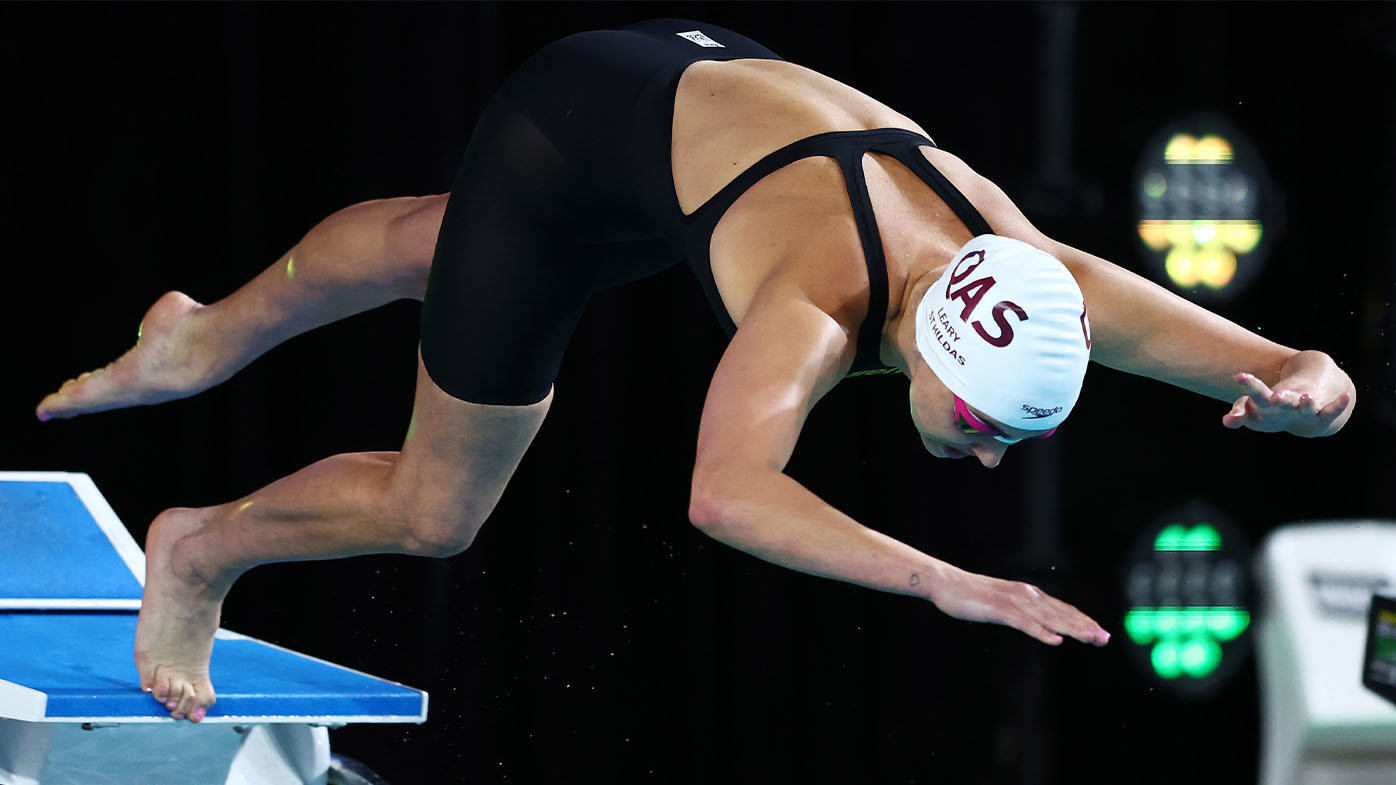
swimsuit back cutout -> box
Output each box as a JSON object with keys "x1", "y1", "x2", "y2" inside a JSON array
[{"x1": 682, "y1": 128, "x2": 996, "y2": 375}]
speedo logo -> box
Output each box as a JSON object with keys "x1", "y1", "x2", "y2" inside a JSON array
[
  {"x1": 1021, "y1": 404, "x2": 1062, "y2": 419},
  {"x1": 676, "y1": 30, "x2": 725, "y2": 47}
]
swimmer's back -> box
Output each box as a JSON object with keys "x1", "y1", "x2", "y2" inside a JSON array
[
  {"x1": 673, "y1": 58, "x2": 983, "y2": 334},
  {"x1": 671, "y1": 59, "x2": 931, "y2": 214}
]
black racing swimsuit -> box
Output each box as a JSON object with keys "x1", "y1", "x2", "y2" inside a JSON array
[{"x1": 419, "y1": 19, "x2": 993, "y2": 404}]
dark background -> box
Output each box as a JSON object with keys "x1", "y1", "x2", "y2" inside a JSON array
[{"x1": 4, "y1": 3, "x2": 1395, "y2": 783}]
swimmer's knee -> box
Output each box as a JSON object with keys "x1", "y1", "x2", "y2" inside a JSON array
[
  {"x1": 393, "y1": 498, "x2": 488, "y2": 558},
  {"x1": 383, "y1": 194, "x2": 447, "y2": 299},
  {"x1": 401, "y1": 526, "x2": 476, "y2": 558}
]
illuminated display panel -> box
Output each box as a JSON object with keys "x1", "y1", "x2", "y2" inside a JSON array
[
  {"x1": 1363, "y1": 594, "x2": 1396, "y2": 707},
  {"x1": 1123, "y1": 505, "x2": 1252, "y2": 699},
  {"x1": 1134, "y1": 116, "x2": 1279, "y2": 302}
]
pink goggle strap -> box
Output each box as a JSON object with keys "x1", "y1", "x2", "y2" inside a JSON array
[{"x1": 954, "y1": 396, "x2": 1056, "y2": 442}]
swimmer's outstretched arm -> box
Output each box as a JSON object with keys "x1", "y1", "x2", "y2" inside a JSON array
[
  {"x1": 689, "y1": 289, "x2": 1110, "y2": 647},
  {"x1": 1038, "y1": 238, "x2": 1353, "y2": 438},
  {"x1": 949, "y1": 157, "x2": 1356, "y2": 438},
  {"x1": 36, "y1": 195, "x2": 447, "y2": 421}
]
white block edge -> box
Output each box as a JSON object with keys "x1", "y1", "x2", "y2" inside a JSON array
[
  {"x1": 0, "y1": 599, "x2": 141, "y2": 611},
  {"x1": 211, "y1": 628, "x2": 429, "y2": 722},
  {"x1": 0, "y1": 472, "x2": 85, "y2": 484},
  {"x1": 23, "y1": 714, "x2": 426, "y2": 726},
  {"x1": 1, "y1": 626, "x2": 426, "y2": 725},
  {"x1": 63, "y1": 472, "x2": 147, "y2": 586},
  {"x1": 0, "y1": 473, "x2": 427, "y2": 725},
  {"x1": 0, "y1": 678, "x2": 49, "y2": 723}
]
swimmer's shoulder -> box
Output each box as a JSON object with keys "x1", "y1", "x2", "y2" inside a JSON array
[
  {"x1": 918, "y1": 146, "x2": 1060, "y2": 252},
  {"x1": 698, "y1": 59, "x2": 920, "y2": 120},
  {"x1": 677, "y1": 58, "x2": 928, "y2": 147}
]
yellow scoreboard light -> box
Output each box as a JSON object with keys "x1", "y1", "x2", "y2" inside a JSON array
[{"x1": 1134, "y1": 117, "x2": 1280, "y2": 302}]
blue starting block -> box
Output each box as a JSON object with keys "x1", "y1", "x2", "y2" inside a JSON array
[{"x1": 0, "y1": 472, "x2": 427, "y2": 785}]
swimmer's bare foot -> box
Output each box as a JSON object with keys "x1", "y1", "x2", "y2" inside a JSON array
[
  {"x1": 36, "y1": 291, "x2": 222, "y2": 421},
  {"x1": 135, "y1": 508, "x2": 226, "y2": 722}
]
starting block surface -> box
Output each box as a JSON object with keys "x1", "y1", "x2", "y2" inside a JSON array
[
  {"x1": 0, "y1": 475, "x2": 143, "y2": 609},
  {"x1": 0, "y1": 472, "x2": 427, "y2": 726}
]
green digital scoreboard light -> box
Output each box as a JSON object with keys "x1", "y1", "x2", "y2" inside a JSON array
[{"x1": 1124, "y1": 509, "x2": 1253, "y2": 698}]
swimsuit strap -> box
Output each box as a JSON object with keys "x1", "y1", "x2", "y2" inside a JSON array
[
  {"x1": 687, "y1": 128, "x2": 996, "y2": 373},
  {"x1": 888, "y1": 136, "x2": 995, "y2": 237},
  {"x1": 832, "y1": 143, "x2": 892, "y2": 373}
]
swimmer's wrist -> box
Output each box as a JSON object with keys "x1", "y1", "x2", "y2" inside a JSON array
[
  {"x1": 1274, "y1": 350, "x2": 1339, "y2": 389},
  {"x1": 912, "y1": 559, "x2": 955, "y2": 603},
  {"x1": 1281, "y1": 350, "x2": 1356, "y2": 423}
]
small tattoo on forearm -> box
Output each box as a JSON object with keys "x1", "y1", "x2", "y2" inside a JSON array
[{"x1": 909, "y1": 573, "x2": 921, "y2": 587}]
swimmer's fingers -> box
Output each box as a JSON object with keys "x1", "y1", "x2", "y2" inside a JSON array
[
  {"x1": 1019, "y1": 588, "x2": 1112, "y2": 647},
  {"x1": 1298, "y1": 393, "x2": 1321, "y2": 416},
  {"x1": 1293, "y1": 391, "x2": 1354, "y2": 437},
  {"x1": 1234, "y1": 372, "x2": 1276, "y2": 403},
  {"x1": 930, "y1": 567, "x2": 1109, "y2": 647},
  {"x1": 1224, "y1": 373, "x2": 1351, "y2": 436},
  {"x1": 1240, "y1": 372, "x2": 1311, "y2": 411},
  {"x1": 1222, "y1": 373, "x2": 1274, "y2": 429},
  {"x1": 1316, "y1": 391, "x2": 1353, "y2": 422},
  {"x1": 1222, "y1": 394, "x2": 1258, "y2": 429}
]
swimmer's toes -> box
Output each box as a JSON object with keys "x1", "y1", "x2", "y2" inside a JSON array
[
  {"x1": 151, "y1": 672, "x2": 172, "y2": 705},
  {"x1": 36, "y1": 382, "x2": 79, "y2": 421},
  {"x1": 191, "y1": 683, "x2": 216, "y2": 720},
  {"x1": 37, "y1": 365, "x2": 130, "y2": 420},
  {"x1": 171, "y1": 680, "x2": 216, "y2": 722},
  {"x1": 173, "y1": 683, "x2": 195, "y2": 719},
  {"x1": 36, "y1": 291, "x2": 209, "y2": 421}
]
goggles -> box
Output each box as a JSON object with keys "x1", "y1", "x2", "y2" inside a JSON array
[{"x1": 954, "y1": 395, "x2": 1056, "y2": 444}]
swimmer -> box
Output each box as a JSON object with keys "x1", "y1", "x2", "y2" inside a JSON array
[{"x1": 35, "y1": 20, "x2": 1354, "y2": 723}]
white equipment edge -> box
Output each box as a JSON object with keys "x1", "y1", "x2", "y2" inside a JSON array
[{"x1": 0, "y1": 471, "x2": 427, "y2": 726}]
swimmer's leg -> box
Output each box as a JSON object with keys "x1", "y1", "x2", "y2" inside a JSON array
[
  {"x1": 36, "y1": 194, "x2": 447, "y2": 421},
  {"x1": 136, "y1": 350, "x2": 548, "y2": 721}
]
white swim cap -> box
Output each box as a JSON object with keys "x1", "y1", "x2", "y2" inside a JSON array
[{"x1": 914, "y1": 235, "x2": 1091, "y2": 432}]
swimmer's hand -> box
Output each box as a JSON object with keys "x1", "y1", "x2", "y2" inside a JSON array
[
  {"x1": 1224, "y1": 351, "x2": 1355, "y2": 437},
  {"x1": 928, "y1": 565, "x2": 1110, "y2": 647}
]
